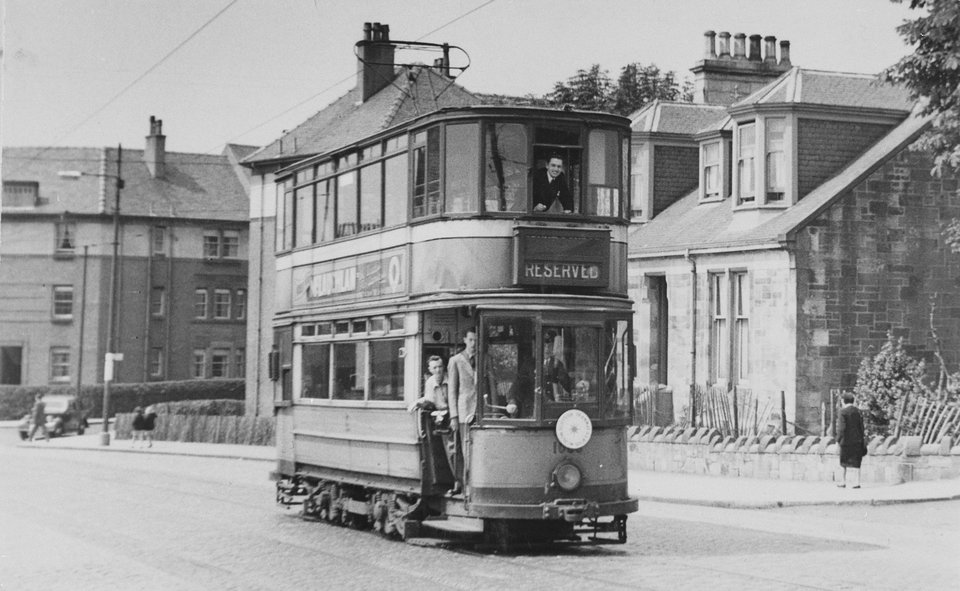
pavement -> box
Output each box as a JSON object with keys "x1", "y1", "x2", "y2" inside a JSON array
[{"x1": 6, "y1": 423, "x2": 960, "y2": 509}]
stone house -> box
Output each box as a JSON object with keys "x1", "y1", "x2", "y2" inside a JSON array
[{"x1": 628, "y1": 31, "x2": 960, "y2": 433}]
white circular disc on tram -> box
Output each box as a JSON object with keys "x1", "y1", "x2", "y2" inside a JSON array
[{"x1": 555, "y1": 409, "x2": 593, "y2": 449}]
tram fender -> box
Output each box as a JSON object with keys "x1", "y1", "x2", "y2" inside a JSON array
[{"x1": 541, "y1": 499, "x2": 599, "y2": 522}]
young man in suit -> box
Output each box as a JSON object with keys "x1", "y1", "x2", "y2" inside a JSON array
[
  {"x1": 532, "y1": 154, "x2": 573, "y2": 213},
  {"x1": 447, "y1": 328, "x2": 477, "y2": 495}
]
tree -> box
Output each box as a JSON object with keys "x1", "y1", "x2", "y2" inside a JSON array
[
  {"x1": 882, "y1": 1, "x2": 960, "y2": 250},
  {"x1": 613, "y1": 63, "x2": 691, "y2": 114},
  {"x1": 546, "y1": 62, "x2": 691, "y2": 115},
  {"x1": 547, "y1": 64, "x2": 614, "y2": 112}
]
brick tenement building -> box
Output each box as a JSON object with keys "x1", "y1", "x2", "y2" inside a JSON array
[{"x1": 628, "y1": 30, "x2": 959, "y2": 433}]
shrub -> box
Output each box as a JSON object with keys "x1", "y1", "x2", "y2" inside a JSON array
[
  {"x1": 0, "y1": 379, "x2": 244, "y2": 420},
  {"x1": 150, "y1": 399, "x2": 245, "y2": 416},
  {"x1": 852, "y1": 335, "x2": 927, "y2": 437}
]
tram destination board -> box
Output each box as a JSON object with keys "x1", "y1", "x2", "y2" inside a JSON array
[{"x1": 514, "y1": 226, "x2": 609, "y2": 288}]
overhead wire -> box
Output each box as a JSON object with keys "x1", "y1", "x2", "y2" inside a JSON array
[{"x1": 24, "y1": 0, "x2": 240, "y2": 162}]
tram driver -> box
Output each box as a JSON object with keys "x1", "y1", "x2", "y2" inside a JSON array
[
  {"x1": 543, "y1": 333, "x2": 572, "y2": 401},
  {"x1": 532, "y1": 154, "x2": 574, "y2": 213}
]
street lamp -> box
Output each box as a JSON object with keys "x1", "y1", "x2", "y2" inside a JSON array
[{"x1": 59, "y1": 144, "x2": 124, "y2": 446}]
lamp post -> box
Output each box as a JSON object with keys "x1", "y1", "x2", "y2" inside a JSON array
[{"x1": 59, "y1": 144, "x2": 124, "y2": 446}]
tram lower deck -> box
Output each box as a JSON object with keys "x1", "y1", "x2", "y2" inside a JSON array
[{"x1": 274, "y1": 299, "x2": 637, "y2": 546}]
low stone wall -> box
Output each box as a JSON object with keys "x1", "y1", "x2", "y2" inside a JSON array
[{"x1": 628, "y1": 426, "x2": 960, "y2": 484}]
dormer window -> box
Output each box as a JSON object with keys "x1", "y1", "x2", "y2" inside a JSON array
[
  {"x1": 736, "y1": 123, "x2": 756, "y2": 205},
  {"x1": 702, "y1": 142, "x2": 721, "y2": 200},
  {"x1": 765, "y1": 117, "x2": 786, "y2": 202},
  {"x1": 733, "y1": 116, "x2": 794, "y2": 208},
  {"x1": 2, "y1": 181, "x2": 39, "y2": 208}
]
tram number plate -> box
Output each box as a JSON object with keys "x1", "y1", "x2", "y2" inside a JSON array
[{"x1": 553, "y1": 442, "x2": 583, "y2": 454}]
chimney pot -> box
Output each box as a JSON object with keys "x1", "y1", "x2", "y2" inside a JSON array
[
  {"x1": 748, "y1": 34, "x2": 762, "y2": 61},
  {"x1": 718, "y1": 31, "x2": 731, "y2": 58},
  {"x1": 703, "y1": 30, "x2": 717, "y2": 58},
  {"x1": 733, "y1": 33, "x2": 746, "y2": 60},
  {"x1": 779, "y1": 40, "x2": 791, "y2": 66},
  {"x1": 364, "y1": 22, "x2": 372, "y2": 41}
]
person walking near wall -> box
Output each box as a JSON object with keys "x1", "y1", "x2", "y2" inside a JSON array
[
  {"x1": 28, "y1": 393, "x2": 50, "y2": 442},
  {"x1": 836, "y1": 392, "x2": 867, "y2": 488}
]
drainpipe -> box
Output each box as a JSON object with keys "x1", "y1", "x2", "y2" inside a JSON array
[{"x1": 685, "y1": 250, "x2": 698, "y2": 427}]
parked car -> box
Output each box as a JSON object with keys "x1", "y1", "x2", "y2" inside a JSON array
[{"x1": 18, "y1": 395, "x2": 89, "y2": 440}]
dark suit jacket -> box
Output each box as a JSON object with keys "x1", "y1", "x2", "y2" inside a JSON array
[{"x1": 532, "y1": 168, "x2": 573, "y2": 211}]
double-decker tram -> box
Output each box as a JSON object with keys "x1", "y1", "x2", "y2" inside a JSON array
[{"x1": 272, "y1": 105, "x2": 637, "y2": 548}]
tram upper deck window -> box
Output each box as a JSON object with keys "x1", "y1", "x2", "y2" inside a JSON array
[
  {"x1": 315, "y1": 179, "x2": 334, "y2": 243},
  {"x1": 359, "y1": 162, "x2": 382, "y2": 232},
  {"x1": 584, "y1": 129, "x2": 622, "y2": 217},
  {"x1": 445, "y1": 123, "x2": 479, "y2": 214},
  {"x1": 336, "y1": 172, "x2": 358, "y2": 238},
  {"x1": 413, "y1": 128, "x2": 441, "y2": 218},
  {"x1": 295, "y1": 184, "x2": 313, "y2": 247},
  {"x1": 484, "y1": 123, "x2": 529, "y2": 213}
]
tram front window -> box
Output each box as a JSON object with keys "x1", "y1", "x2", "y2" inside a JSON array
[
  {"x1": 542, "y1": 325, "x2": 599, "y2": 410},
  {"x1": 481, "y1": 318, "x2": 535, "y2": 419}
]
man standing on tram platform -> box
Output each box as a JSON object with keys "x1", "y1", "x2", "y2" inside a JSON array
[
  {"x1": 447, "y1": 328, "x2": 477, "y2": 496},
  {"x1": 533, "y1": 154, "x2": 573, "y2": 213}
]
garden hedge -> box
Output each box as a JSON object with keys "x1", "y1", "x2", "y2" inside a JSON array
[{"x1": 0, "y1": 379, "x2": 244, "y2": 421}]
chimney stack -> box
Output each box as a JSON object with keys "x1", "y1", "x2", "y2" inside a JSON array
[
  {"x1": 748, "y1": 34, "x2": 762, "y2": 61},
  {"x1": 357, "y1": 22, "x2": 396, "y2": 102},
  {"x1": 717, "y1": 32, "x2": 731, "y2": 59},
  {"x1": 763, "y1": 36, "x2": 778, "y2": 63},
  {"x1": 779, "y1": 40, "x2": 791, "y2": 66},
  {"x1": 733, "y1": 33, "x2": 747, "y2": 60},
  {"x1": 690, "y1": 30, "x2": 794, "y2": 106},
  {"x1": 703, "y1": 30, "x2": 717, "y2": 58},
  {"x1": 144, "y1": 116, "x2": 165, "y2": 179}
]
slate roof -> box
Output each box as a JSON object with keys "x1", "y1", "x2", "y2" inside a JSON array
[
  {"x1": 2, "y1": 146, "x2": 249, "y2": 221},
  {"x1": 731, "y1": 68, "x2": 914, "y2": 112},
  {"x1": 630, "y1": 100, "x2": 728, "y2": 135},
  {"x1": 243, "y1": 66, "x2": 483, "y2": 167},
  {"x1": 628, "y1": 108, "x2": 931, "y2": 256}
]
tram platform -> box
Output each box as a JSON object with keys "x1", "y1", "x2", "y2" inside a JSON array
[{"x1": 8, "y1": 425, "x2": 960, "y2": 509}]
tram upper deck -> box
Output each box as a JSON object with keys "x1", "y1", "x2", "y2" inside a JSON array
[{"x1": 272, "y1": 106, "x2": 632, "y2": 316}]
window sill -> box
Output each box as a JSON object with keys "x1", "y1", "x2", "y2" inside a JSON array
[
  {"x1": 51, "y1": 317, "x2": 74, "y2": 324},
  {"x1": 52, "y1": 251, "x2": 76, "y2": 260}
]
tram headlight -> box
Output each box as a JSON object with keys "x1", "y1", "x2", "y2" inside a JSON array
[{"x1": 553, "y1": 462, "x2": 582, "y2": 492}]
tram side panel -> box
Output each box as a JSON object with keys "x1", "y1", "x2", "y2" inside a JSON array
[{"x1": 287, "y1": 405, "x2": 422, "y2": 492}]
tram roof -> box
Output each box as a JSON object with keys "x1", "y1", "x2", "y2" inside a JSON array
[{"x1": 273, "y1": 103, "x2": 631, "y2": 178}]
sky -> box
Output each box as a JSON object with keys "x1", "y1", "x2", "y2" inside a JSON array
[{"x1": 0, "y1": 0, "x2": 918, "y2": 155}]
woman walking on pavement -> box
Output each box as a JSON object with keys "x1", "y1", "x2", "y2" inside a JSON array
[{"x1": 836, "y1": 392, "x2": 867, "y2": 488}]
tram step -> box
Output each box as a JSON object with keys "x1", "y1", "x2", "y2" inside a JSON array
[{"x1": 419, "y1": 516, "x2": 484, "y2": 536}]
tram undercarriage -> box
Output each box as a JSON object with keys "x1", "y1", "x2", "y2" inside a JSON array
[{"x1": 275, "y1": 475, "x2": 629, "y2": 550}]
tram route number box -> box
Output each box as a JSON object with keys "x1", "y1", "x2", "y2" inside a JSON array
[{"x1": 513, "y1": 226, "x2": 610, "y2": 288}]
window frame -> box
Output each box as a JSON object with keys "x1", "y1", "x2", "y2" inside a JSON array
[
  {"x1": 735, "y1": 122, "x2": 756, "y2": 206},
  {"x1": 149, "y1": 347, "x2": 164, "y2": 378},
  {"x1": 150, "y1": 286, "x2": 165, "y2": 317},
  {"x1": 50, "y1": 346, "x2": 71, "y2": 382},
  {"x1": 213, "y1": 289, "x2": 232, "y2": 320},
  {"x1": 192, "y1": 349, "x2": 206, "y2": 379},
  {"x1": 52, "y1": 285, "x2": 74, "y2": 320},
  {"x1": 194, "y1": 289, "x2": 208, "y2": 319},
  {"x1": 54, "y1": 222, "x2": 76, "y2": 253}
]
